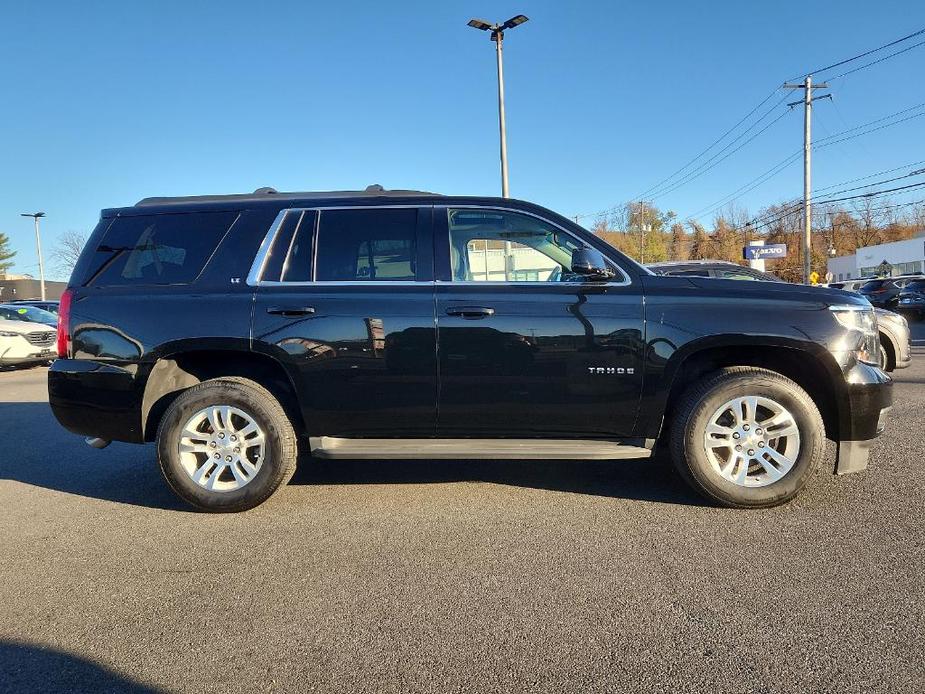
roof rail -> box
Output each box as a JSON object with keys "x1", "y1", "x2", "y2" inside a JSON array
[{"x1": 134, "y1": 186, "x2": 441, "y2": 207}]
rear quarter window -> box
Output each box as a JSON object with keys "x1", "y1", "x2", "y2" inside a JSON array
[{"x1": 85, "y1": 211, "x2": 239, "y2": 286}]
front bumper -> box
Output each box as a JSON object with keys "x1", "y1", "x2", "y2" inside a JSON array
[
  {"x1": 834, "y1": 361, "x2": 893, "y2": 475},
  {"x1": 0, "y1": 347, "x2": 56, "y2": 365}
]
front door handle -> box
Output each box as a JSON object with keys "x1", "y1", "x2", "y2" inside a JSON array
[
  {"x1": 445, "y1": 306, "x2": 495, "y2": 319},
  {"x1": 266, "y1": 306, "x2": 316, "y2": 317}
]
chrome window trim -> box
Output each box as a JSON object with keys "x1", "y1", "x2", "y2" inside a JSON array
[
  {"x1": 246, "y1": 209, "x2": 288, "y2": 286},
  {"x1": 256, "y1": 280, "x2": 430, "y2": 287},
  {"x1": 443, "y1": 204, "x2": 632, "y2": 287},
  {"x1": 246, "y1": 203, "x2": 633, "y2": 287}
]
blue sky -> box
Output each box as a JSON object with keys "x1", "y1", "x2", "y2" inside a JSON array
[{"x1": 2, "y1": 0, "x2": 925, "y2": 278}]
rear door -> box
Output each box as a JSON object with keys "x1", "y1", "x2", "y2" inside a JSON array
[
  {"x1": 434, "y1": 205, "x2": 645, "y2": 438},
  {"x1": 251, "y1": 205, "x2": 437, "y2": 437}
]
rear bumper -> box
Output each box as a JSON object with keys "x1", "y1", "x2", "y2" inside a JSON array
[
  {"x1": 48, "y1": 359, "x2": 146, "y2": 443},
  {"x1": 834, "y1": 362, "x2": 893, "y2": 474}
]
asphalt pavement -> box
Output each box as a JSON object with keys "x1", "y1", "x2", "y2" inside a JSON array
[{"x1": 1, "y1": 337, "x2": 924, "y2": 693}]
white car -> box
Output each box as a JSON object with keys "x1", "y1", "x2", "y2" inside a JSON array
[{"x1": 0, "y1": 304, "x2": 58, "y2": 367}]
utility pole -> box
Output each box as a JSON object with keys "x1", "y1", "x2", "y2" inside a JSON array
[
  {"x1": 20, "y1": 212, "x2": 47, "y2": 300},
  {"x1": 784, "y1": 76, "x2": 831, "y2": 284}
]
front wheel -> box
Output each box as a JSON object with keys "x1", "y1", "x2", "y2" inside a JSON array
[
  {"x1": 669, "y1": 367, "x2": 825, "y2": 508},
  {"x1": 156, "y1": 377, "x2": 297, "y2": 512}
]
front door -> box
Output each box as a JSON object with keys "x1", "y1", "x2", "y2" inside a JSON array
[
  {"x1": 434, "y1": 206, "x2": 644, "y2": 438},
  {"x1": 251, "y1": 205, "x2": 437, "y2": 437}
]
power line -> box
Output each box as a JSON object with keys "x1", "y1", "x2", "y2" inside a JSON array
[
  {"x1": 578, "y1": 28, "x2": 925, "y2": 224},
  {"x1": 734, "y1": 185, "x2": 925, "y2": 235},
  {"x1": 748, "y1": 196, "x2": 925, "y2": 235},
  {"x1": 815, "y1": 110, "x2": 925, "y2": 149},
  {"x1": 627, "y1": 88, "x2": 784, "y2": 203},
  {"x1": 687, "y1": 152, "x2": 803, "y2": 222},
  {"x1": 826, "y1": 38, "x2": 925, "y2": 81},
  {"x1": 647, "y1": 107, "x2": 792, "y2": 202},
  {"x1": 685, "y1": 106, "x2": 925, "y2": 222},
  {"x1": 786, "y1": 27, "x2": 925, "y2": 82},
  {"x1": 814, "y1": 158, "x2": 925, "y2": 193}
]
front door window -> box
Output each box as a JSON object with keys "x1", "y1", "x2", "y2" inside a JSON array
[{"x1": 447, "y1": 209, "x2": 588, "y2": 283}]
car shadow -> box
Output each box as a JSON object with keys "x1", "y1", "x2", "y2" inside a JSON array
[
  {"x1": 0, "y1": 640, "x2": 166, "y2": 693},
  {"x1": 0, "y1": 402, "x2": 188, "y2": 512},
  {"x1": 0, "y1": 400, "x2": 705, "y2": 510},
  {"x1": 290, "y1": 452, "x2": 706, "y2": 506}
]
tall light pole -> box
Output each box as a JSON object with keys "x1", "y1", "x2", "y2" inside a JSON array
[
  {"x1": 467, "y1": 14, "x2": 529, "y2": 199},
  {"x1": 20, "y1": 212, "x2": 47, "y2": 300}
]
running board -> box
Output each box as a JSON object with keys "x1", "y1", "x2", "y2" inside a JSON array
[{"x1": 309, "y1": 437, "x2": 653, "y2": 461}]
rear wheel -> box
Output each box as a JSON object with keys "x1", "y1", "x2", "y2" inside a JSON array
[
  {"x1": 669, "y1": 367, "x2": 825, "y2": 508},
  {"x1": 156, "y1": 378, "x2": 297, "y2": 512}
]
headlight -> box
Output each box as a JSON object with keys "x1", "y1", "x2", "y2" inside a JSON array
[
  {"x1": 831, "y1": 305, "x2": 880, "y2": 366},
  {"x1": 0, "y1": 331, "x2": 21, "y2": 338}
]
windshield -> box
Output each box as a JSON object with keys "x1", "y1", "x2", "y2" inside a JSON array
[
  {"x1": 859, "y1": 280, "x2": 888, "y2": 292},
  {"x1": 0, "y1": 305, "x2": 58, "y2": 326},
  {"x1": 903, "y1": 280, "x2": 925, "y2": 292}
]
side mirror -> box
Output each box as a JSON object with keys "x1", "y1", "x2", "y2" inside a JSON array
[{"x1": 571, "y1": 247, "x2": 616, "y2": 280}]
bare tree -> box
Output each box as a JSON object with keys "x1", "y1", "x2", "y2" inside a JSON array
[{"x1": 51, "y1": 230, "x2": 88, "y2": 279}]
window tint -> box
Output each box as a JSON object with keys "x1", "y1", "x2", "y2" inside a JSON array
[
  {"x1": 261, "y1": 211, "x2": 302, "y2": 282},
  {"x1": 315, "y1": 208, "x2": 417, "y2": 281},
  {"x1": 281, "y1": 211, "x2": 316, "y2": 282},
  {"x1": 87, "y1": 211, "x2": 237, "y2": 286},
  {"x1": 262, "y1": 210, "x2": 317, "y2": 282},
  {"x1": 447, "y1": 208, "x2": 592, "y2": 282}
]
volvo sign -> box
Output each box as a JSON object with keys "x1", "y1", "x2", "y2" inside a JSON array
[{"x1": 744, "y1": 243, "x2": 787, "y2": 260}]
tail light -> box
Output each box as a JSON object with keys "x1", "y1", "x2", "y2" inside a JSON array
[{"x1": 57, "y1": 289, "x2": 73, "y2": 358}]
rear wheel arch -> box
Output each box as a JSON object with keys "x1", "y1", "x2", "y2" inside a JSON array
[{"x1": 141, "y1": 349, "x2": 303, "y2": 441}]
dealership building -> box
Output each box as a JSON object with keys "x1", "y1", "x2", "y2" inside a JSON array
[{"x1": 827, "y1": 235, "x2": 925, "y2": 281}]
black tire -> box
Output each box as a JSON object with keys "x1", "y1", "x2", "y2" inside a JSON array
[
  {"x1": 669, "y1": 367, "x2": 825, "y2": 509},
  {"x1": 156, "y1": 377, "x2": 297, "y2": 512},
  {"x1": 878, "y1": 342, "x2": 891, "y2": 372}
]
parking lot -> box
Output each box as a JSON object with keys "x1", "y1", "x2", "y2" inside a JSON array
[{"x1": 1, "y1": 340, "x2": 924, "y2": 693}]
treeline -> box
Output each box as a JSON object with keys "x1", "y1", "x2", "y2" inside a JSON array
[{"x1": 591, "y1": 199, "x2": 925, "y2": 280}]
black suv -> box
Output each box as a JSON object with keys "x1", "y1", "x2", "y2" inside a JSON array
[{"x1": 49, "y1": 188, "x2": 892, "y2": 512}]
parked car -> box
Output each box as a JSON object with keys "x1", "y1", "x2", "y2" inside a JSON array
[
  {"x1": 648, "y1": 261, "x2": 911, "y2": 371},
  {"x1": 895, "y1": 278, "x2": 925, "y2": 320},
  {"x1": 0, "y1": 304, "x2": 58, "y2": 367},
  {"x1": 0, "y1": 304, "x2": 57, "y2": 327},
  {"x1": 8, "y1": 299, "x2": 60, "y2": 314},
  {"x1": 647, "y1": 260, "x2": 782, "y2": 281},
  {"x1": 827, "y1": 279, "x2": 870, "y2": 292},
  {"x1": 49, "y1": 188, "x2": 892, "y2": 512},
  {"x1": 857, "y1": 275, "x2": 925, "y2": 309}
]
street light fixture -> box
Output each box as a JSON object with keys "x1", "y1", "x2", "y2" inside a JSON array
[
  {"x1": 466, "y1": 14, "x2": 529, "y2": 198},
  {"x1": 20, "y1": 212, "x2": 47, "y2": 300}
]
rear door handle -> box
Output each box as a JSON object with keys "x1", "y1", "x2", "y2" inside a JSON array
[
  {"x1": 445, "y1": 306, "x2": 495, "y2": 319},
  {"x1": 266, "y1": 306, "x2": 316, "y2": 317}
]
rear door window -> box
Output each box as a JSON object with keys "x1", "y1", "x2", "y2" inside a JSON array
[
  {"x1": 314, "y1": 208, "x2": 418, "y2": 281},
  {"x1": 86, "y1": 211, "x2": 238, "y2": 286}
]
